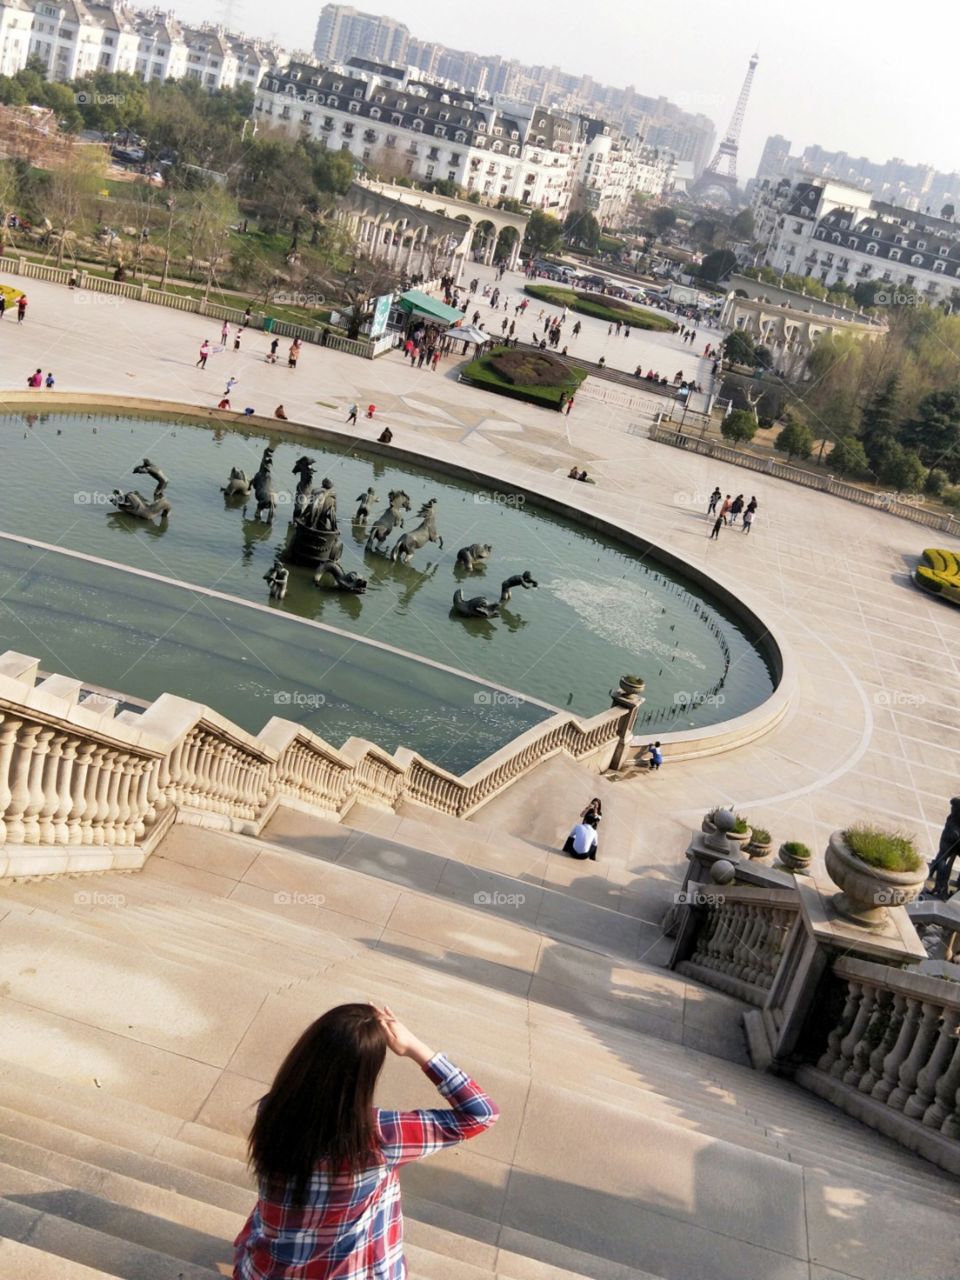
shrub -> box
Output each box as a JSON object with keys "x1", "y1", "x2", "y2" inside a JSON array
[
  {"x1": 775, "y1": 420, "x2": 815, "y2": 461},
  {"x1": 461, "y1": 346, "x2": 586, "y2": 409},
  {"x1": 489, "y1": 349, "x2": 570, "y2": 387},
  {"x1": 829, "y1": 436, "x2": 871, "y2": 480},
  {"x1": 781, "y1": 841, "x2": 811, "y2": 859},
  {"x1": 842, "y1": 824, "x2": 923, "y2": 874},
  {"x1": 925, "y1": 467, "x2": 949, "y2": 497},
  {"x1": 733, "y1": 816, "x2": 749, "y2": 834},
  {"x1": 721, "y1": 409, "x2": 757, "y2": 446},
  {"x1": 749, "y1": 827, "x2": 771, "y2": 845}
]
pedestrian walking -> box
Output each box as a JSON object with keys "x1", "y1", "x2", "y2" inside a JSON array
[
  {"x1": 197, "y1": 340, "x2": 210, "y2": 369},
  {"x1": 288, "y1": 339, "x2": 301, "y2": 369},
  {"x1": 44, "y1": 371, "x2": 55, "y2": 388},
  {"x1": 346, "y1": 403, "x2": 359, "y2": 425},
  {"x1": 220, "y1": 321, "x2": 229, "y2": 344},
  {"x1": 267, "y1": 337, "x2": 279, "y2": 364},
  {"x1": 719, "y1": 494, "x2": 732, "y2": 522},
  {"x1": 241, "y1": 306, "x2": 252, "y2": 330},
  {"x1": 564, "y1": 395, "x2": 575, "y2": 416},
  {"x1": 729, "y1": 494, "x2": 744, "y2": 525},
  {"x1": 707, "y1": 486, "x2": 721, "y2": 515},
  {"x1": 431, "y1": 349, "x2": 441, "y2": 371},
  {"x1": 224, "y1": 376, "x2": 238, "y2": 398},
  {"x1": 742, "y1": 507, "x2": 754, "y2": 534},
  {"x1": 234, "y1": 1004, "x2": 498, "y2": 1280},
  {"x1": 710, "y1": 514, "x2": 724, "y2": 540},
  {"x1": 233, "y1": 331, "x2": 242, "y2": 352},
  {"x1": 17, "y1": 294, "x2": 27, "y2": 323},
  {"x1": 0, "y1": 295, "x2": 6, "y2": 320}
]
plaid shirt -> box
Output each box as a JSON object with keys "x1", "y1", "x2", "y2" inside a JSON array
[{"x1": 233, "y1": 1054, "x2": 498, "y2": 1280}]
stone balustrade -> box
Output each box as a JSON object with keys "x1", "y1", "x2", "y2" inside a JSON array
[
  {"x1": 674, "y1": 883, "x2": 800, "y2": 1006},
  {"x1": 0, "y1": 649, "x2": 634, "y2": 878},
  {"x1": 796, "y1": 956, "x2": 960, "y2": 1175}
]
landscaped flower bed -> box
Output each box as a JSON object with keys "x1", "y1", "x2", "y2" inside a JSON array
[
  {"x1": 523, "y1": 283, "x2": 674, "y2": 331},
  {"x1": 460, "y1": 346, "x2": 587, "y2": 409}
]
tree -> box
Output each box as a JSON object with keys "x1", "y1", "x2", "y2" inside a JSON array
[
  {"x1": 829, "y1": 436, "x2": 871, "y2": 479},
  {"x1": 860, "y1": 376, "x2": 900, "y2": 471},
  {"x1": 563, "y1": 209, "x2": 600, "y2": 253},
  {"x1": 721, "y1": 409, "x2": 758, "y2": 446},
  {"x1": 878, "y1": 443, "x2": 926, "y2": 493},
  {"x1": 43, "y1": 143, "x2": 105, "y2": 267},
  {"x1": 942, "y1": 204, "x2": 955, "y2": 222},
  {"x1": 723, "y1": 329, "x2": 755, "y2": 365},
  {"x1": 775, "y1": 420, "x2": 815, "y2": 461},
  {"x1": 899, "y1": 389, "x2": 960, "y2": 480},
  {"x1": 650, "y1": 206, "x2": 677, "y2": 236},
  {"x1": 339, "y1": 259, "x2": 400, "y2": 339},
  {"x1": 699, "y1": 249, "x2": 737, "y2": 283},
  {"x1": 730, "y1": 208, "x2": 755, "y2": 240},
  {"x1": 522, "y1": 209, "x2": 563, "y2": 258}
]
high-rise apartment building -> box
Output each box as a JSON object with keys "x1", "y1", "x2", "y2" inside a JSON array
[
  {"x1": 756, "y1": 134, "x2": 791, "y2": 182},
  {"x1": 313, "y1": 5, "x2": 409, "y2": 66}
]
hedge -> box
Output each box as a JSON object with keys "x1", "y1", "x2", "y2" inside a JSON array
[
  {"x1": 460, "y1": 346, "x2": 587, "y2": 409},
  {"x1": 523, "y1": 284, "x2": 673, "y2": 331}
]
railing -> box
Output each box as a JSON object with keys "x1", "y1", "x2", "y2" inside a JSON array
[
  {"x1": 0, "y1": 649, "x2": 632, "y2": 877},
  {"x1": 1, "y1": 257, "x2": 390, "y2": 360},
  {"x1": 674, "y1": 884, "x2": 800, "y2": 1006},
  {"x1": 796, "y1": 956, "x2": 960, "y2": 1173},
  {"x1": 649, "y1": 421, "x2": 960, "y2": 537}
]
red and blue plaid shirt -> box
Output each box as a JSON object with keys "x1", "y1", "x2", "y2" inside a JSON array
[{"x1": 233, "y1": 1053, "x2": 498, "y2": 1279}]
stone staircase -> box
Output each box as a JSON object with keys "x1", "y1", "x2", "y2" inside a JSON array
[{"x1": 0, "y1": 785, "x2": 957, "y2": 1279}]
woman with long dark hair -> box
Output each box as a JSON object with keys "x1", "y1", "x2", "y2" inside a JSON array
[{"x1": 234, "y1": 1003, "x2": 498, "y2": 1279}]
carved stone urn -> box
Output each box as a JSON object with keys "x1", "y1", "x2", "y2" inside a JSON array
[{"x1": 823, "y1": 830, "x2": 927, "y2": 928}]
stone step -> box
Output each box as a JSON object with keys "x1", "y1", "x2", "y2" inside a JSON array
[
  {"x1": 0, "y1": 1192, "x2": 219, "y2": 1280},
  {"x1": 0, "y1": 1236, "x2": 120, "y2": 1280}
]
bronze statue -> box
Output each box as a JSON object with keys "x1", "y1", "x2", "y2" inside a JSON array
[
  {"x1": 314, "y1": 560, "x2": 367, "y2": 594},
  {"x1": 292, "y1": 456, "x2": 317, "y2": 517},
  {"x1": 251, "y1": 446, "x2": 277, "y2": 523},
  {"x1": 110, "y1": 489, "x2": 171, "y2": 522},
  {"x1": 452, "y1": 571, "x2": 537, "y2": 618},
  {"x1": 264, "y1": 556, "x2": 289, "y2": 600},
  {"x1": 132, "y1": 457, "x2": 168, "y2": 499},
  {"x1": 456, "y1": 543, "x2": 492, "y2": 572},
  {"x1": 391, "y1": 498, "x2": 443, "y2": 563},
  {"x1": 222, "y1": 466, "x2": 251, "y2": 500},
  {"x1": 354, "y1": 488, "x2": 378, "y2": 526},
  {"x1": 929, "y1": 797, "x2": 960, "y2": 899},
  {"x1": 366, "y1": 490, "x2": 411, "y2": 554}
]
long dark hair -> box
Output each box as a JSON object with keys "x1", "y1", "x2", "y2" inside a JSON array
[{"x1": 248, "y1": 1003, "x2": 387, "y2": 1198}]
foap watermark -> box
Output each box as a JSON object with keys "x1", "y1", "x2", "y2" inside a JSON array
[
  {"x1": 274, "y1": 691, "x2": 327, "y2": 708},
  {"x1": 275, "y1": 291, "x2": 325, "y2": 308},
  {"x1": 673, "y1": 691, "x2": 726, "y2": 708},
  {"x1": 474, "y1": 690, "x2": 526, "y2": 707},
  {"x1": 74, "y1": 889, "x2": 125, "y2": 907},
  {"x1": 474, "y1": 890, "x2": 526, "y2": 907},
  {"x1": 273, "y1": 890, "x2": 325, "y2": 906},
  {"x1": 674, "y1": 490, "x2": 715, "y2": 508},
  {"x1": 473, "y1": 491, "x2": 525, "y2": 508},
  {"x1": 74, "y1": 490, "x2": 114, "y2": 506},
  {"x1": 873, "y1": 690, "x2": 925, "y2": 708},
  {"x1": 874, "y1": 289, "x2": 922, "y2": 308},
  {"x1": 72, "y1": 292, "x2": 123, "y2": 308},
  {"x1": 75, "y1": 91, "x2": 125, "y2": 106},
  {"x1": 673, "y1": 889, "x2": 726, "y2": 907}
]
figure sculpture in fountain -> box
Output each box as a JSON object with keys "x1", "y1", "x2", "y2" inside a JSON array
[
  {"x1": 110, "y1": 489, "x2": 171, "y2": 522},
  {"x1": 366, "y1": 490, "x2": 411, "y2": 554},
  {"x1": 456, "y1": 543, "x2": 492, "y2": 572},
  {"x1": 452, "y1": 571, "x2": 537, "y2": 618},
  {"x1": 391, "y1": 499, "x2": 443, "y2": 563},
  {"x1": 264, "y1": 556, "x2": 289, "y2": 600},
  {"x1": 250, "y1": 446, "x2": 277, "y2": 523},
  {"x1": 354, "y1": 488, "x2": 378, "y2": 526},
  {"x1": 314, "y1": 561, "x2": 368, "y2": 594},
  {"x1": 132, "y1": 458, "x2": 169, "y2": 500}
]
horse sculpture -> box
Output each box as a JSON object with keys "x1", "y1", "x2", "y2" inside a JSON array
[
  {"x1": 366, "y1": 490, "x2": 411, "y2": 554},
  {"x1": 110, "y1": 489, "x2": 171, "y2": 523},
  {"x1": 456, "y1": 543, "x2": 492, "y2": 572},
  {"x1": 251, "y1": 446, "x2": 277, "y2": 523},
  {"x1": 314, "y1": 560, "x2": 368, "y2": 594},
  {"x1": 354, "y1": 488, "x2": 378, "y2": 526},
  {"x1": 391, "y1": 498, "x2": 443, "y2": 564},
  {"x1": 222, "y1": 467, "x2": 251, "y2": 500},
  {"x1": 452, "y1": 571, "x2": 538, "y2": 619},
  {"x1": 292, "y1": 456, "x2": 317, "y2": 517},
  {"x1": 132, "y1": 458, "x2": 168, "y2": 500}
]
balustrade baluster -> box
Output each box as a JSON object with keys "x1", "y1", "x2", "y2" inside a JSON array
[
  {"x1": 53, "y1": 736, "x2": 78, "y2": 844},
  {"x1": 834, "y1": 984, "x2": 875, "y2": 1080},
  {"x1": 0, "y1": 715, "x2": 23, "y2": 847},
  {"x1": 92, "y1": 748, "x2": 114, "y2": 845},
  {"x1": 37, "y1": 731, "x2": 65, "y2": 844},
  {"x1": 6, "y1": 720, "x2": 40, "y2": 844},
  {"x1": 819, "y1": 980, "x2": 862, "y2": 1072},
  {"x1": 872, "y1": 996, "x2": 922, "y2": 1103},
  {"x1": 859, "y1": 990, "x2": 900, "y2": 1093},
  {"x1": 888, "y1": 1001, "x2": 943, "y2": 1111},
  {"x1": 843, "y1": 985, "x2": 883, "y2": 1087},
  {"x1": 905, "y1": 1007, "x2": 959, "y2": 1120}
]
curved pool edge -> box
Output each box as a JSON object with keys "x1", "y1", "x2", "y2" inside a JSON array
[{"x1": 0, "y1": 391, "x2": 795, "y2": 764}]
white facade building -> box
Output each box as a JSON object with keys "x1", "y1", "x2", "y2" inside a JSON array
[
  {"x1": 754, "y1": 176, "x2": 960, "y2": 306},
  {"x1": 0, "y1": 0, "x2": 286, "y2": 90}
]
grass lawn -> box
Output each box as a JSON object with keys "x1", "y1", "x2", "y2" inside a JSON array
[
  {"x1": 524, "y1": 283, "x2": 674, "y2": 331},
  {"x1": 461, "y1": 346, "x2": 587, "y2": 410}
]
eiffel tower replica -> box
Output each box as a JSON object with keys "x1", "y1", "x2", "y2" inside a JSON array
[{"x1": 694, "y1": 53, "x2": 759, "y2": 199}]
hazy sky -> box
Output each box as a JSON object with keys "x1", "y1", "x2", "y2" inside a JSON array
[{"x1": 182, "y1": 0, "x2": 957, "y2": 179}]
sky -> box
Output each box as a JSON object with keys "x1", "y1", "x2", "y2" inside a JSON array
[{"x1": 179, "y1": 0, "x2": 958, "y2": 180}]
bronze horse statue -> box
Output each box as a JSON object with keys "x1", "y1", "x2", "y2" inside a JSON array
[
  {"x1": 391, "y1": 499, "x2": 443, "y2": 564},
  {"x1": 366, "y1": 490, "x2": 411, "y2": 554}
]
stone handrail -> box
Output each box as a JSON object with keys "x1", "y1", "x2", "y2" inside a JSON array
[
  {"x1": 0, "y1": 648, "x2": 633, "y2": 878},
  {"x1": 649, "y1": 421, "x2": 960, "y2": 537},
  {"x1": 674, "y1": 882, "x2": 800, "y2": 1007},
  {"x1": 796, "y1": 955, "x2": 960, "y2": 1175},
  {"x1": 2, "y1": 257, "x2": 389, "y2": 358}
]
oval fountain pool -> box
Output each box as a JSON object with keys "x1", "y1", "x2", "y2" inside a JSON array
[{"x1": 0, "y1": 411, "x2": 776, "y2": 747}]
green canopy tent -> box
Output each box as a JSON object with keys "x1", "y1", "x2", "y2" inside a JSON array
[{"x1": 397, "y1": 290, "x2": 465, "y2": 325}]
